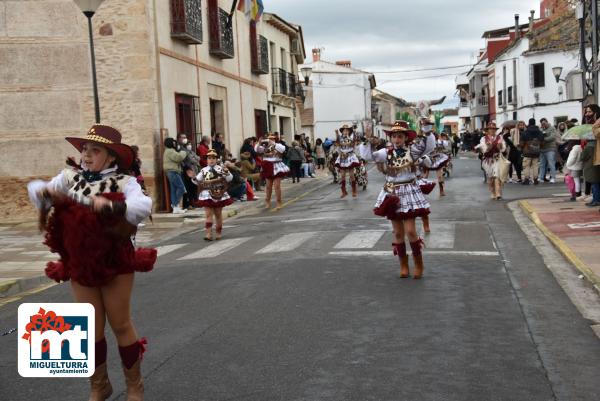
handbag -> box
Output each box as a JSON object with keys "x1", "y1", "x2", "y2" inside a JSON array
[
  {"x1": 498, "y1": 155, "x2": 511, "y2": 183},
  {"x1": 564, "y1": 174, "x2": 576, "y2": 195}
]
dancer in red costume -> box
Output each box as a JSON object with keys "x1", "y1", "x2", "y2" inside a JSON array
[
  {"x1": 195, "y1": 149, "x2": 233, "y2": 241},
  {"x1": 373, "y1": 121, "x2": 435, "y2": 279},
  {"x1": 28, "y1": 124, "x2": 155, "y2": 401},
  {"x1": 335, "y1": 124, "x2": 362, "y2": 198},
  {"x1": 259, "y1": 133, "x2": 290, "y2": 209}
]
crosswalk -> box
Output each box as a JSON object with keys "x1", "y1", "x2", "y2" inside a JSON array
[{"x1": 155, "y1": 224, "x2": 499, "y2": 262}]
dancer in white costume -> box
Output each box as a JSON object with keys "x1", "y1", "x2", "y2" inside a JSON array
[
  {"x1": 335, "y1": 124, "x2": 361, "y2": 198},
  {"x1": 372, "y1": 121, "x2": 436, "y2": 279},
  {"x1": 260, "y1": 133, "x2": 290, "y2": 209}
]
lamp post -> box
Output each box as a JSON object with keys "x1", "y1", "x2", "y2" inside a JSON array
[
  {"x1": 74, "y1": 0, "x2": 105, "y2": 123},
  {"x1": 300, "y1": 66, "x2": 313, "y2": 86},
  {"x1": 552, "y1": 66, "x2": 564, "y2": 83}
]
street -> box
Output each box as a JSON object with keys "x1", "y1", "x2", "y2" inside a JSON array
[{"x1": 1, "y1": 156, "x2": 599, "y2": 401}]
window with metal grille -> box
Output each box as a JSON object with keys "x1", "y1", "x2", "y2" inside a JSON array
[{"x1": 498, "y1": 90, "x2": 503, "y2": 106}]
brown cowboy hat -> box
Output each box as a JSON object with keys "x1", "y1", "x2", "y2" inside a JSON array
[
  {"x1": 384, "y1": 120, "x2": 417, "y2": 143},
  {"x1": 206, "y1": 149, "x2": 219, "y2": 158},
  {"x1": 484, "y1": 122, "x2": 498, "y2": 132},
  {"x1": 65, "y1": 124, "x2": 134, "y2": 169},
  {"x1": 339, "y1": 124, "x2": 354, "y2": 133}
]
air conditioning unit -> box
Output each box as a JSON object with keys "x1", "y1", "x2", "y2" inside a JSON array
[{"x1": 291, "y1": 39, "x2": 300, "y2": 55}]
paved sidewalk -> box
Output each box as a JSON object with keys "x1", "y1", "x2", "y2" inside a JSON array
[
  {"x1": 0, "y1": 170, "x2": 332, "y2": 299},
  {"x1": 520, "y1": 196, "x2": 600, "y2": 292}
]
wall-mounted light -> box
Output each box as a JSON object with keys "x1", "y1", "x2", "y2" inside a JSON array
[
  {"x1": 300, "y1": 66, "x2": 313, "y2": 86},
  {"x1": 552, "y1": 66, "x2": 564, "y2": 83}
]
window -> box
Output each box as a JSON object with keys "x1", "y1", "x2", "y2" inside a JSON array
[
  {"x1": 507, "y1": 86, "x2": 513, "y2": 104},
  {"x1": 280, "y1": 48, "x2": 287, "y2": 70},
  {"x1": 170, "y1": 0, "x2": 203, "y2": 44},
  {"x1": 498, "y1": 90, "x2": 503, "y2": 106},
  {"x1": 530, "y1": 63, "x2": 545, "y2": 88}
]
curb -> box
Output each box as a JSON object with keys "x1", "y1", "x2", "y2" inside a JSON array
[
  {"x1": 518, "y1": 200, "x2": 600, "y2": 293},
  {"x1": 0, "y1": 275, "x2": 54, "y2": 298}
]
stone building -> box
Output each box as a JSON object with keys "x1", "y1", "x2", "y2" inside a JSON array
[{"x1": 0, "y1": 0, "x2": 306, "y2": 219}]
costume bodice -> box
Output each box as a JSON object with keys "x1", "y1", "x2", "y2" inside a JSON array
[
  {"x1": 63, "y1": 168, "x2": 131, "y2": 199},
  {"x1": 385, "y1": 147, "x2": 414, "y2": 177}
]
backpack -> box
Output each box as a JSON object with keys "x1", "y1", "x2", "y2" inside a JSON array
[{"x1": 525, "y1": 138, "x2": 541, "y2": 157}]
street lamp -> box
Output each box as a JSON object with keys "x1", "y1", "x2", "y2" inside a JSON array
[
  {"x1": 300, "y1": 66, "x2": 313, "y2": 86},
  {"x1": 552, "y1": 66, "x2": 564, "y2": 83},
  {"x1": 74, "y1": 0, "x2": 105, "y2": 123}
]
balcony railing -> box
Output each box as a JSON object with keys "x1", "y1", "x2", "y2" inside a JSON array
[
  {"x1": 170, "y1": 0, "x2": 202, "y2": 44},
  {"x1": 478, "y1": 96, "x2": 488, "y2": 106},
  {"x1": 208, "y1": 0, "x2": 234, "y2": 59},
  {"x1": 272, "y1": 68, "x2": 288, "y2": 96},
  {"x1": 271, "y1": 69, "x2": 299, "y2": 97},
  {"x1": 251, "y1": 35, "x2": 269, "y2": 75}
]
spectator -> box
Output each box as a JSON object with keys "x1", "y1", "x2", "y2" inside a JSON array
[
  {"x1": 213, "y1": 133, "x2": 226, "y2": 160},
  {"x1": 196, "y1": 135, "x2": 211, "y2": 167},
  {"x1": 451, "y1": 133, "x2": 460, "y2": 157},
  {"x1": 581, "y1": 139, "x2": 600, "y2": 206},
  {"x1": 240, "y1": 151, "x2": 261, "y2": 191},
  {"x1": 505, "y1": 122, "x2": 524, "y2": 183},
  {"x1": 520, "y1": 118, "x2": 544, "y2": 185},
  {"x1": 162, "y1": 137, "x2": 188, "y2": 213},
  {"x1": 225, "y1": 160, "x2": 247, "y2": 201},
  {"x1": 565, "y1": 140, "x2": 583, "y2": 200},
  {"x1": 178, "y1": 134, "x2": 200, "y2": 209},
  {"x1": 302, "y1": 148, "x2": 316, "y2": 178},
  {"x1": 315, "y1": 138, "x2": 326, "y2": 169},
  {"x1": 240, "y1": 137, "x2": 257, "y2": 161},
  {"x1": 323, "y1": 137, "x2": 333, "y2": 154},
  {"x1": 287, "y1": 141, "x2": 305, "y2": 183},
  {"x1": 538, "y1": 118, "x2": 559, "y2": 183}
]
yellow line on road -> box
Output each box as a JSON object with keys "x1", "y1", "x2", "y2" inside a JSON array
[
  {"x1": 271, "y1": 183, "x2": 325, "y2": 213},
  {"x1": 519, "y1": 200, "x2": 600, "y2": 289},
  {"x1": 0, "y1": 282, "x2": 57, "y2": 309}
]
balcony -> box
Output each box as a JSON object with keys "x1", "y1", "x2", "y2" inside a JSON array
[
  {"x1": 170, "y1": 0, "x2": 202, "y2": 44},
  {"x1": 272, "y1": 68, "x2": 288, "y2": 96},
  {"x1": 478, "y1": 96, "x2": 488, "y2": 106},
  {"x1": 251, "y1": 35, "x2": 269, "y2": 75},
  {"x1": 208, "y1": 0, "x2": 234, "y2": 59},
  {"x1": 287, "y1": 72, "x2": 298, "y2": 97}
]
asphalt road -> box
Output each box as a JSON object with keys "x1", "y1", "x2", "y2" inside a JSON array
[{"x1": 1, "y1": 156, "x2": 600, "y2": 401}]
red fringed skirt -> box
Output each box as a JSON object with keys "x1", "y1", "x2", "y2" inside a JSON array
[{"x1": 43, "y1": 195, "x2": 156, "y2": 287}]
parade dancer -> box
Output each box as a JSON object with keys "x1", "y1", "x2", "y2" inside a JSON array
[
  {"x1": 260, "y1": 133, "x2": 290, "y2": 209},
  {"x1": 373, "y1": 121, "x2": 435, "y2": 279},
  {"x1": 421, "y1": 119, "x2": 450, "y2": 197},
  {"x1": 27, "y1": 124, "x2": 156, "y2": 401},
  {"x1": 335, "y1": 124, "x2": 361, "y2": 198},
  {"x1": 195, "y1": 149, "x2": 233, "y2": 241},
  {"x1": 476, "y1": 122, "x2": 507, "y2": 200}
]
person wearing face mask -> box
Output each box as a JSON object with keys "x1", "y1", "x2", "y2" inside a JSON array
[
  {"x1": 163, "y1": 137, "x2": 188, "y2": 213},
  {"x1": 27, "y1": 124, "x2": 155, "y2": 401},
  {"x1": 178, "y1": 134, "x2": 201, "y2": 210},
  {"x1": 420, "y1": 118, "x2": 449, "y2": 197}
]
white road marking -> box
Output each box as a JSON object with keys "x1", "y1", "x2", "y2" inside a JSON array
[
  {"x1": 178, "y1": 237, "x2": 252, "y2": 260},
  {"x1": 255, "y1": 232, "x2": 315, "y2": 254},
  {"x1": 418, "y1": 222, "x2": 455, "y2": 249},
  {"x1": 334, "y1": 231, "x2": 385, "y2": 249},
  {"x1": 568, "y1": 222, "x2": 600, "y2": 229},
  {"x1": 329, "y1": 250, "x2": 499, "y2": 257},
  {"x1": 283, "y1": 217, "x2": 333, "y2": 223},
  {"x1": 156, "y1": 243, "x2": 187, "y2": 257}
]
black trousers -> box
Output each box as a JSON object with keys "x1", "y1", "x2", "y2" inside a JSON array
[
  {"x1": 290, "y1": 160, "x2": 302, "y2": 180},
  {"x1": 182, "y1": 172, "x2": 197, "y2": 208}
]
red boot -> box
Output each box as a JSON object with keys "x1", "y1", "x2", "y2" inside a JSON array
[
  {"x1": 410, "y1": 238, "x2": 425, "y2": 279},
  {"x1": 351, "y1": 181, "x2": 358, "y2": 197},
  {"x1": 393, "y1": 242, "x2": 409, "y2": 278}
]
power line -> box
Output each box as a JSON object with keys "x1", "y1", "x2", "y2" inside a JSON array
[
  {"x1": 369, "y1": 64, "x2": 474, "y2": 74},
  {"x1": 379, "y1": 72, "x2": 465, "y2": 84}
]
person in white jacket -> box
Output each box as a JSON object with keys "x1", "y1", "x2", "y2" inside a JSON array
[{"x1": 565, "y1": 140, "x2": 583, "y2": 201}]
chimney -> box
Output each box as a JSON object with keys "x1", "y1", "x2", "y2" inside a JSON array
[
  {"x1": 514, "y1": 14, "x2": 520, "y2": 41},
  {"x1": 335, "y1": 60, "x2": 352, "y2": 68},
  {"x1": 529, "y1": 10, "x2": 535, "y2": 33},
  {"x1": 312, "y1": 48, "x2": 321, "y2": 62}
]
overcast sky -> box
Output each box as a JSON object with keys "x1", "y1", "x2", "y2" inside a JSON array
[{"x1": 265, "y1": 0, "x2": 540, "y2": 108}]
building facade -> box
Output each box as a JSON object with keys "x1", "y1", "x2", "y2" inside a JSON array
[
  {"x1": 0, "y1": 0, "x2": 306, "y2": 218},
  {"x1": 301, "y1": 50, "x2": 376, "y2": 141}
]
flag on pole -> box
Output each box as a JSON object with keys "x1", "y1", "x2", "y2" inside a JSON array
[{"x1": 252, "y1": 0, "x2": 264, "y2": 22}]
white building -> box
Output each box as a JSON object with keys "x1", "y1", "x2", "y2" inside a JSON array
[
  {"x1": 492, "y1": 10, "x2": 584, "y2": 126},
  {"x1": 300, "y1": 50, "x2": 376, "y2": 141}
]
